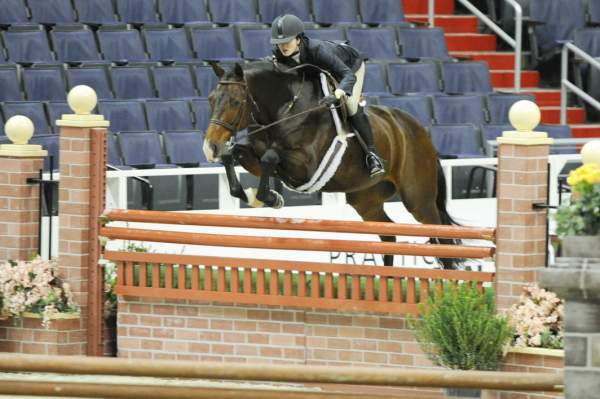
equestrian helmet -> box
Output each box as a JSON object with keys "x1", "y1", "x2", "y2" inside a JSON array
[{"x1": 271, "y1": 14, "x2": 304, "y2": 44}]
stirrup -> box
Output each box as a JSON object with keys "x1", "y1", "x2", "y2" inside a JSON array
[{"x1": 366, "y1": 152, "x2": 384, "y2": 177}]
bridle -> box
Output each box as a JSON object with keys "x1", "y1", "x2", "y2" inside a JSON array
[{"x1": 208, "y1": 63, "x2": 346, "y2": 139}]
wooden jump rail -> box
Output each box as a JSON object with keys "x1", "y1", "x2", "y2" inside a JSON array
[
  {"x1": 0, "y1": 354, "x2": 564, "y2": 393},
  {"x1": 100, "y1": 209, "x2": 496, "y2": 315}
]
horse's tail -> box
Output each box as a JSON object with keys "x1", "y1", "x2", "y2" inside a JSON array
[{"x1": 434, "y1": 158, "x2": 460, "y2": 226}]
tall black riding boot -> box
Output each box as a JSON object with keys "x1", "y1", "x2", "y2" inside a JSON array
[{"x1": 349, "y1": 107, "x2": 384, "y2": 177}]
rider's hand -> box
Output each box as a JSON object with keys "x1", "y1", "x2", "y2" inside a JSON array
[
  {"x1": 334, "y1": 88, "x2": 346, "y2": 100},
  {"x1": 319, "y1": 95, "x2": 338, "y2": 107}
]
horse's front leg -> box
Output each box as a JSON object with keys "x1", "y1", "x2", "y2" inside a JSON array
[
  {"x1": 254, "y1": 149, "x2": 284, "y2": 209},
  {"x1": 221, "y1": 150, "x2": 250, "y2": 204}
]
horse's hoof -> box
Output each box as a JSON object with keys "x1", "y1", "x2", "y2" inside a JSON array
[
  {"x1": 244, "y1": 188, "x2": 264, "y2": 208},
  {"x1": 271, "y1": 190, "x2": 285, "y2": 209}
]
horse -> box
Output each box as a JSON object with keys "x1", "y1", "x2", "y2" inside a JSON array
[{"x1": 202, "y1": 60, "x2": 460, "y2": 269}]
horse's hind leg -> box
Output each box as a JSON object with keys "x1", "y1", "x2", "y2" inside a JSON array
[{"x1": 346, "y1": 181, "x2": 397, "y2": 266}]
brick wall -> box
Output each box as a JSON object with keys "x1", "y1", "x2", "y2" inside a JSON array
[
  {"x1": 484, "y1": 350, "x2": 564, "y2": 399},
  {"x1": 0, "y1": 157, "x2": 44, "y2": 262},
  {"x1": 0, "y1": 315, "x2": 84, "y2": 355},
  {"x1": 117, "y1": 297, "x2": 434, "y2": 367}
]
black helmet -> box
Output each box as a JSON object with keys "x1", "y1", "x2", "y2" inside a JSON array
[{"x1": 271, "y1": 14, "x2": 304, "y2": 44}]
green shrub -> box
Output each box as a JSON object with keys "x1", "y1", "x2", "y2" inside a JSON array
[{"x1": 410, "y1": 283, "x2": 513, "y2": 371}]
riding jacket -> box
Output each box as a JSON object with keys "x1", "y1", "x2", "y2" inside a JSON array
[{"x1": 273, "y1": 35, "x2": 367, "y2": 96}]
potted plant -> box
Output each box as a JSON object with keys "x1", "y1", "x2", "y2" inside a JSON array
[
  {"x1": 0, "y1": 257, "x2": 78, "y2": 328},
  {"x1": 410, "y1": 284, "x2": 513, "y2": 398},
  {"x1": 507, "y1": 284, "x2": 564, "y2": 349},
  {"x1": 554, "y1": 162, "x2": 600, "y2": 258}
]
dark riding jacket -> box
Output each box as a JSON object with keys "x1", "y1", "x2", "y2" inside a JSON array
[{"x1": 273, "y1": 36, "x2": 366, "y2": 96}]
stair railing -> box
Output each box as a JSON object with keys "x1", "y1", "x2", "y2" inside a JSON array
[
  {"x1": 428, "y1": 0, "x2": 523, "y2": 92},
  {"x1": 560, "y1": 42, "x2": 600, "y2": 124}
]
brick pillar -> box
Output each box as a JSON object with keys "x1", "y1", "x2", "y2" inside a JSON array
[
  {"x1": 495, "y1": 101, "x2": 554, "y2": 311},
  {"x1": 0, "y1": 116, "x2": 47, "y2": 262},
  {"x1": 56, "y1": 86, "x2": 109, "y2": 356}
]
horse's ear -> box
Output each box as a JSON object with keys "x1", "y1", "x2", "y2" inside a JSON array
[
  {"x1": 209, "y1": 61, "x2": 225, "y2": 78},
  {"x1": 233, "y1": 63, "x2": 244, "y2": 78}
]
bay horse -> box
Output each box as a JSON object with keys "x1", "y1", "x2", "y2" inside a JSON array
[{"x1": 203, "y1": 61, "x2": 460, "y2": 269}]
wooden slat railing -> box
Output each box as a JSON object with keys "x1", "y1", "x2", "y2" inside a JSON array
[{"x1": 104, "y1": 251, "x2": 495, "y2": 314}]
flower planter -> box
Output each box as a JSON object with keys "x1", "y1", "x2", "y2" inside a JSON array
[
  {"x1": 21, "y1": 311, "x2": 80, "y2": 320},
  {"x1": 561, "y1": 236, "x2": 600, "y2": 259}
]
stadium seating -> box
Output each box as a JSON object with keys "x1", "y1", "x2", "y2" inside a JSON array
[
  {"x1": 346, "y1": 27, "x2": 399, "y2": 60},
  {"x1": 207, "y1": 0, "x2": 258, "y2": 24},
  {"x1": 378, "y1": 95, "x2": 434, "y2": 126},
  {"x1": 51, "y1": 25, "x2": 102, "y2": 63},
  {"x1": 192, "y1": 64, "x2": 219, "y2": 96},
  {"x1": 304, "y1": 27, "x2": 346, "y2": 41},
  {"x1": 258, "y1": 0, "x2": 312, "y2": 23},
  {"x1": 397, "y1": 27, "x2": 450, "y2": 60},
  {"x1": 190, "y1": 98, "x2": 211, "y2": 131},
  {"x1": 429, "y1": 124, "x2": 484, "y2": 158},
  {"x1": 153, "y1": 65, "x2": 198, "y2": 99},
  {"x1": 46, "y1": 101, "x2": 71, "y2": 133},
  {"x1": 311, "y1": 0, "x2": 359, "y2": 24},
  {"x1": 28, "y1": 0, "x2": 76, "y2": 25},
  {"x1": 30, "y1": 134, "x2": 59, "y2": 171},
  {"x1": 432, "y1": 94, "x2": 487, "y2": 125},
  {"x1": 237, "y1": 25, "x2": 272, "y2": 59},
  {"x1": 362, "y1": 61, "x2": 390, "y2": 97},
  {"x1": 387, "y1": 61, "x2": 441, "y2": 94},
  {"x1": 97, "y1": 26, "x2": 148, "y2": 62},
  {"x1": 189, "y1": 25, "x2": 242, "y2": 61},
  {"x1": 74, "y1": 0, "x2": 119, "y2": 25},
  {"x1": 145, "y1": 99, "x2": 195, "y2": 131},
  {"x1": 2, "y1": 25, "x2": 55, "y2": 63},
  {"x1": 441, "y1": 61, "x2": 493, "y2": 94},
  {"x1": 66, "y1": 64, "x2": 114, "y2": 100},
  {"x1": 358, "y1": 0, "x2": 407, "y2": 25},
  {"x1": 98, "y1": 100, "x2": 148, "y2": 133},
  {"x1": 0, "y1": 0, "x2": 29, "y2": 25},
  {"x1": 486, "y1": 93, "x2": 536, "y2": 124},
  {"x1": 111, "y1": 65, "x2": 156, "y2": 99},
  {"x1": 22, "y1": 65, "x2": 67, "y2": 101},
  {"x1": 158, "y1": 0, "x2": 209, "y2": 24},
  {"x1": 116, "y1": 0, "x2": 160, "y2": 24},
  {"x1": 0, "y1": 65, "x2": 23, "y2": 101},
  {"x1": 143, "y1": 26, "x2": 194, "y2": 62}
]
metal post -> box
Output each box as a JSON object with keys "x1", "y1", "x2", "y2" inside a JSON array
[
  {"x1": 560, "y1": 44, "x2": 569, "y2": 124},
  {"x1": 428, "y1": 0, "x2": 435, "y2": 27},
  {"x1": 513, "y1": 0, "x2": 522, "y2": 92}
]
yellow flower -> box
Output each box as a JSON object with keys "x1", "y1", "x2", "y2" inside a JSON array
[{"x1": 567, "y1": 163, "x2": 600, "y2": 186}]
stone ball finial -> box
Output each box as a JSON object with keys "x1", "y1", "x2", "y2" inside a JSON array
[
  {"x1": 581, "y1": 140, "x2": 600, "y2": 165},
  {"x1": 67, "y1": 85, "x2": 97, "y2": 115},
  {"x1": 509, "y1": 100, "x2": 541, "y2": 133},
  {"x1": 5, "y1": 115, "x2": 35, "y2": 145}
]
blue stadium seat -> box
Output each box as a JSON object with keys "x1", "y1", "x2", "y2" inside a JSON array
[
  {"x1": 23, "y1": 65, "x2": 67, "y2": 101},
  {"x1": 106, "y1": 132, "x2": 123, "y2": 166},
  {"x1": 362, "y1": 62, "x2": 390, "y2": 96},
  {"x1": 66, "y1": 65, "x2": 114, "y2": 100},
  {"x1": 589, "y1": 0, "x2": 600, "y2": 25},
  {"x1": 237, "y1": 26, "x2": 272, "y2": 59},
  {"x1": 358, "y1": 0, "x2": 407, "y2": 25},
  {"x1": 312, "y1": 0, "x2": 359, "y2": 24},
  {"x1": 529, "y1": 0, "x2": 585, "y2": 61},
  {"x1": 145, "y1": 99, "x2": 194, "y2": 131},
  {"x1": 30, "y1": 135, "x2": 60, "y2": 171},
  {"x1": 74, "y1": 0, "x2": 118, "y2": 24},
  {"x1": 397, "y1": 27, "x2": 450, "y2": 60},
  {"x1": 539, "y1": 124, "x2": 575, "y2": 154},
  {"x1": 0, "y1": 65, "x2": 24, "y2": 101},
  {"x1": 190, "y1": 26, "x2": 241, "y2": 61},
  {"x1": 574, "y1": 28, "x2": 600, "y2": 56},
  {"x1": 0, "y1": 111, "x2": 4, "y2": 136},
  {"x1": 116, "y1": 0, "x2": 160, "y2": 24},
  {"x1": 207, "y1": 0, "x2": 258, "y2": 24},
  {"x1": 143, "y1": 27, "x2": 194, "y2": 62},
  {"x1": 28, "y1": 0, "x2": 76, "y2": 24},
  {"x1": 111, "y1": 65, "x2": 156, "y2": 99},
  {"x1": 162, "y1": 131, "x2": 209, "y2": 165},
  {"x1": 429, "y1": 124, "x2": 483, "y2": 158},
  {"x1": 46, "y1": 101, "x2": 71, "y2": 133},
  {"x1": 2, "y1": 26, "x2": 55, "y2": 63},
  {"x1": 304, "y1": 27, "x2": 346, "y2": 41},
  {"x1": 190, "y1": 98, "x2": 211, "y2": 131},
  {"x1": 98, "y1": 100, "x2": 148, "y2": 133},
  {"x1": 387, "y1": 61, "x2": 441, "y2": 94},
  {"x1": 158, "y1": 0, "x2": 209, "y2": 24},
  {"x1": 2, "y1": 101, "x2": 51, "y2": 135},
  {"x1": 258, "y1": 0, "x2": 312, "y2": 23},
  {"x1": 0, "y1": 0, "x2": 29, "y2": 25},
  {"x1": 98, "y1": 26, "x2": 148, "y2": 62},
  {"x1": 486, "y1": 93, "x2": 536, "y2": 124},
  {"x1": 51, "y1": 25, "x2": 101, "y2": 63},
  {"x1": 378, "y1": 95, "x2": 434, "y2": 126},
  {"x1": 432, "y1": 95, "x2": 487, "y2": 125},
  {"x1": 442, "y1": 61, "x2": 493, "y2": 94},
  {"x1": 118, "y1": 130, "x2": 188, "y2": 210},
  {"x1": 346, "y1": 27, "x2": 398, "y2": 60},
  {"x1": 192, "y1": 64, "x2": 219, "y2": 96},
  {"x1": 153, "y1": 65, "x2": 198, "y2": 98}
]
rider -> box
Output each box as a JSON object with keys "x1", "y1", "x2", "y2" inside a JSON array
[{"x1": 270, "y1": 14, "x2": 385, "y2": 177}]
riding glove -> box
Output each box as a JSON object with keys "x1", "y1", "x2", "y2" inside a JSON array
[{"x1": 320, "y1": 89, "x2": 346, "y2": 107}]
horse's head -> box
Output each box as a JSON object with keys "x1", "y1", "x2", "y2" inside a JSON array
[{"x1": 203, "y1": 62, "x2": 249, "y2": 162}]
